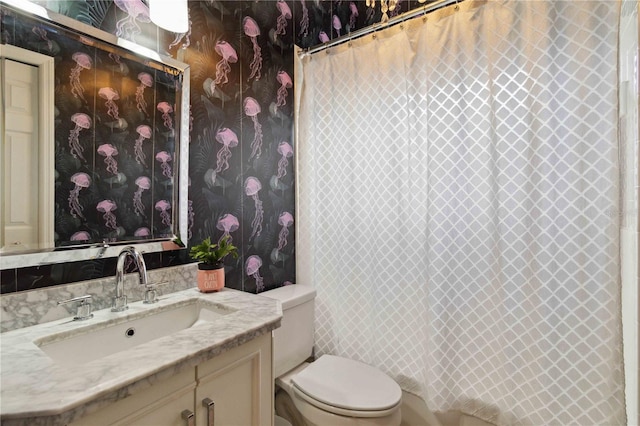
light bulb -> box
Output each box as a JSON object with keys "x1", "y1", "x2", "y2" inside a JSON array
[{"x1": 149, "y1": 0, "x2": 188, "y2": 34}]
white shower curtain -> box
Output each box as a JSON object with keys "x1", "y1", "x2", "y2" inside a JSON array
[{"x1": 296, "y1": 1, "x2": 626, "y2": 425}]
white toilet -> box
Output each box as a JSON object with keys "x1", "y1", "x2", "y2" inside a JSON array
[{"x1": 261, "y1": 284, "x2": 402, "y2": 426}]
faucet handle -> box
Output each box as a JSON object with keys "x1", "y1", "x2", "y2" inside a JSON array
[
  {"x1": 58, "y1": 295, "x2": 94, "y2": 321},
  {"x1": 143, "y1": 281, "x2": 167, "y2": 304},
  {"x1": 112, "y1": 294, "x2": 128, "y2": 312},
  {"x1": 143, "y1": 284, "x2": 159, "y2": 304}
]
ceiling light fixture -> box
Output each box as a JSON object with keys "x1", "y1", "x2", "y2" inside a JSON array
[{"x1": 149, "y1": 0, "x2": 188, "y2": 34}]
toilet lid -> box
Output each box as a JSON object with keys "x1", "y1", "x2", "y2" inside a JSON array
[{"x1": 291, "y1": 355, "x2": 402, "y2": 412}]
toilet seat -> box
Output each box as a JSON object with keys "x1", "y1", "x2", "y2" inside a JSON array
[{"x1": 291, "y1": 355, "x2": 402, "y2": 418}]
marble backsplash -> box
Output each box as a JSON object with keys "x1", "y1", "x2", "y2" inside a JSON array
[{"x1": 0, "y1": 263, "x2": 198, "y2": 332}]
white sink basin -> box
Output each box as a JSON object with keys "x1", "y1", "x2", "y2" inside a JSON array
[{"x1": 35, "y1": 300, "x2": 231, "y2": 366}]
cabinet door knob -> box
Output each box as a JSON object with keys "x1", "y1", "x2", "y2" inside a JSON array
[
  {"x1": 202, "y1": 398, "x2": 215, "y2": 426},
  {"x1": 181, "y1": 409, "x2": 195, "y2": 426}
]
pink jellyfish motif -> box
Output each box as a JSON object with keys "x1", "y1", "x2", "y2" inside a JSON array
[
  {"x1": 277, "y1": 212, "x2": 294, "y2": 250},
  {"x1": 136, "y1": 72, "x2": 153, "y2": 114},
  {"x1": 276, "y1": 141, "x2": 293, "y2": 179},
  {"x1": 98, "y1": 87, "x2": 120, "y2": 120},
  {"x1": 108, "y1": 52, "x2": 129, "y2": 74},
  {"x1": 214, "y1": 41, "x2": 238, "y2": 88},
  {"x1": 155, "y1": 151, "x2": 173, "y2": 179},
  {"x1": 276, "y1": 71, "x2": 292, "y2": 108},
  {"x1": 155, "y1": 200, "x2": 171, "y2": 227},
  {"x1": 168, "y1": 14, "x2": 192, "y2": 50},
  {"x1": 113, "y1": 0, "x2": 151, "y2": 42},
  {"x1": 216, "y1": 214, "x2": 239, "y2": 245},
  {"x1": 68, "y1": 172, "x2": 91, "y2": 219},
  {"x1": 318, "y1": 31, "x2": 329, "y2": 43},
  {"x1": 349, "y1": 2, "x2": 359, "y2": 30},
  {"x1": 389, "y1": 0, "x2": 401, "y2": 18},
  {"x1": 97, "y1": 200, "x2": 118, "y2": 230},
  {"x1": 244, "y1": 177, "x2": 263, "y2": 239},
  {"x1": 134, "y1": 125, "x2": 152, "y2": 165},
  {"x1": 70, "y1": 231, "x2": 91, "y2": 241},
  {"x1": 245, "y1": 255, "x2": 264, "y2": 292},
  {"x1": 332, "y1": 15, "x2": 342, "y2": 37},
  {"x1": 299, "y1": 0, "x2": 309, "y2": 38},
  {"x1": 157, "y1": 102, "x2": 174, "y2": 131},
  {"x1": 97, "y1": 144, "x2": 119, "y2": 175},
  {"x1": 214, "y1": 128, "x2": 238, "y2": 174},
  {"x1": 243, "y1": 16, "x2": 262, "y2": 81},
  {"x1": 32, "y1": 26, "x2": 56, "y2": 53},
  {"x1": 69, "y1": 52, "x2": 92, "y2": 102},
  {"x1": 133, "y1": 176, "x2": 151, "y2": 216},
  {"x1": 68, "y1": 113, "x2": 91, "y2": 161},
  {"x1": 134, "y1": 227, "x2": 150, "y2": 237},
  {"x1": 243, "y1": 97, "x2": 263, "y2": 161},
  {"x1": 275, "y1": 1, "x2": 292, "y2": 37}
]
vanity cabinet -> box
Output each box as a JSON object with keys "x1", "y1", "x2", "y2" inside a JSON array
[{"x1": 71, "y1": 333, "x2": 273, "y2": 426}]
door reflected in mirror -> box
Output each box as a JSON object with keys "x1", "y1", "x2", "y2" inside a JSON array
[{"x1": 1, "y1": 45, "x2": 55, "y2": 252}]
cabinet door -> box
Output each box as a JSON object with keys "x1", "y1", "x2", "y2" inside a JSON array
[
  {"x1": 113, "y1": 385, "x2": 194, "y2": 426},
  {"x1": 195, "y1": 333, "x2": 273, "y2": 426},
  {"x1": 70, "y1": 369, "x2": 195, "y2": 426}
]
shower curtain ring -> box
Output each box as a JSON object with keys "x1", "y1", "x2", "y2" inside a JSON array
[{"x1": 454, "y1": 0, "x2": 459, "y2": 11}]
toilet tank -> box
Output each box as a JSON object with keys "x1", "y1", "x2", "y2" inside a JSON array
[{"x1": 261, "y1": 284, "x2": 316, "y2": 378}]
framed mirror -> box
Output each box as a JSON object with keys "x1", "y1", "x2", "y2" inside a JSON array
[{"x1": 0, "y1": 0, "x2": 189, "y2": 269}]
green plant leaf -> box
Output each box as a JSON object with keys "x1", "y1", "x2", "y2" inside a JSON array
[{"x1": 189, "y1": 235, "x2": 238, "y2": 265}]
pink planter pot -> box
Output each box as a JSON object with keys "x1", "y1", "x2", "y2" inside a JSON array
[{"x1": 197, "y1": 267, "x2": 225, "y2": 292}]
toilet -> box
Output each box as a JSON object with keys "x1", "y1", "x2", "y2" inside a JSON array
[{"x1": 261, "y1": 284, "x2": 402, "y2": 426}]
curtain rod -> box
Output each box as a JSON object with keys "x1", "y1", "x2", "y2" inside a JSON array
[{"x1": 298, "y1": 0, "x2": 463, "y2": 57}]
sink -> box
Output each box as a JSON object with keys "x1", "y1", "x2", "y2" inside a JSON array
[{"x1": 35, "y1": 300, "x2": 232, "y2": 366}]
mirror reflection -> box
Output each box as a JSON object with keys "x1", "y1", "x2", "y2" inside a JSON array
[
  {"x1": 0, "y1": 0, "x2": 189, "y2": 264},
  {"x1": 1, "y1": 42, "x2": 55, "y2": 252}
]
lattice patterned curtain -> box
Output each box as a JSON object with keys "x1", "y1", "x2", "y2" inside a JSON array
[{"x1": 296, "y1": 1, "x2": 626, "y2": 424}]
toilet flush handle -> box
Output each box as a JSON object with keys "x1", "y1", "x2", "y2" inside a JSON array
[{"x1": 202, "y1": 398, "x2": 215, "y2": 426}]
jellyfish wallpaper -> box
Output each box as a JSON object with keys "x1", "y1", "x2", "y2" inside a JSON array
[
  {"x1": 1, "y1": 0, "x2": 418, "y2": 293},
  {"x1": 177, "y1": 1, "x2": 303, "y2": 293},
  {"x1": 133, "y1": 176, "x2": 151, "y2": 217},
  {"x1": 68, "y1": 172, "x2": 91, "y2": 219},
  {"x1": 0, "y1": 4, "x2": 176, "y2": 253}
]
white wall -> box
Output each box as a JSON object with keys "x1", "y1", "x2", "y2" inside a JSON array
[{"x1": 619, "y1": 1, "x2": 639, "y2": 424}]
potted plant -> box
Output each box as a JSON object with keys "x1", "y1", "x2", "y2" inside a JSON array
[{"x1": 190, "y1": 235, "x2": 238, "y2": 292}]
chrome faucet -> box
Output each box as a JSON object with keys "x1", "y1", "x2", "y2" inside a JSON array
[{"x1": 112, "y1": 246, "x2": 148, "y2": 312}]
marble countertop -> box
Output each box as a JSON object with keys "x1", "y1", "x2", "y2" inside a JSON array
[{"x1": 0, "y1": 287, "x2": 282, "y2": 425}]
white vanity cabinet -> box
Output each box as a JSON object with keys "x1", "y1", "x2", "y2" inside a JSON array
[{"x1": 71, "y1": 333, "x2": 273, "y2": 426}]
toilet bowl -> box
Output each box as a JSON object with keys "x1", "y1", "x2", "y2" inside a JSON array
[
  {"x1": 261, "y1": 285, "x2": 402, "y2": 426},
  {"x1": 275, "y1": 414, "x2": 293, "y2": 426}
]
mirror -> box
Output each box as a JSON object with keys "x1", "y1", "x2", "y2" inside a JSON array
[{"x1": 0, "y1": 0, "x2": 189, "y2": 269}]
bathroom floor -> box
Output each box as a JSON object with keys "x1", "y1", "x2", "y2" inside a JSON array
[
  {"x1": 275, "y1": 388, "x2": 496, "y2": 426},
  {"x1": 402, "y1": 411, "x2": 495, "y2": 426},
  {"x1": 400, "y1": 393, "x2": 495, "y2": 426}
]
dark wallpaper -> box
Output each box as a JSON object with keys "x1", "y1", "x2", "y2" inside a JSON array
[
  {"x1": 2, "y1": 9, "x2": 178, "y2": 245},
  {"x1": 2, "y1": 0, "x2": 297, "y2": 294},
  {"x1": 293, "y1": 0, "x2": 437, "y2": 49},
  {"x1": 177, "y1": 1, "x2": 297, "y2": 293},
  {"x1": 2, "y1": 0, "x2": 433, "y2": 294}
]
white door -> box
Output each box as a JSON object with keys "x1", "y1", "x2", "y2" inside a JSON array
[
  {"x1": 0, "y1": 45, "x2": 54, "y2": 251},
  {"x1": 1, "y1": 58, "x2": 40, "y2": 248}
]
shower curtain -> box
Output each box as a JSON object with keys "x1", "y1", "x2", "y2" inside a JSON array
[{"x1": 296, "y1": 1, "x2": 626, "y2": 425}]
